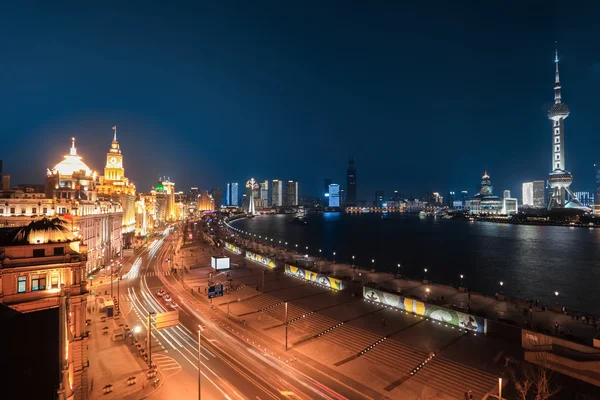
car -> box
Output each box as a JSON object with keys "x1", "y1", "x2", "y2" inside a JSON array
[
  {"x1": 164, "y1": 294, "x2": 172, "y2": 302},
  {"x1": 170, "y1": 301, "x2": 178, "y2": 308},
  {"x1": 156, "y1": 289, "x2": 166, "y2": 297}
]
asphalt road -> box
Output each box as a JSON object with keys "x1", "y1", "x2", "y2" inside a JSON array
[{"x1": 115, "y1": 228, "x2": 372, "y2": 400}]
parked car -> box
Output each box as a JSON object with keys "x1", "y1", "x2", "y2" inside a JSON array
[
  {"x1": 164, "y1": 294, "x2": 172, "y2": 302},
  {"x1": 156, "y1": 289, "x2": 166, "y2": 297}
]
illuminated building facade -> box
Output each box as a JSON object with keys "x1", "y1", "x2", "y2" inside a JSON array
[
  {"x1": 260, "y1": 181, "x2": 269, "y2": 208},
  {"x1": 272, "y1": 180, "x2": 283, "y2": 207},
  {"x1": 328, "y1": 184, "x2": 340, "y2": 207},
  {"x1": 502, "y1": 198, "x2": 519, "y2": 215},
  {"x1": 96, "y1": 128, "x2": 137, "y2": 244},
  {"x1": 522, "y1": 182, "x2": 534, "y2": 206},
  {"x1": 198, "y1": 191, "x2": 215, "y2": 211},
  {"x1": 0, "y1": 218, "x2": 89, "y2": 399},
  {"x1": 467, "y1": 172, "x2": 502, "y2": 215},
  {"x1": 226, "y1": 182, "x2": 239, "y2": 206}
]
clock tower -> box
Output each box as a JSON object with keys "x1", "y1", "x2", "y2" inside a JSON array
[{"x1": 104, "y1": 127, "x2": 124, "y2": 181}]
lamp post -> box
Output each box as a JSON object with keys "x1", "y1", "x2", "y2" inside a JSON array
[
  {"x1": 371, "y1": 259, "x2": 375, "y2": 271},
  {"x1": 285, "y1": 301, "x2": 289, "y2": 351},
  {"x1": 424, "y1": 268, "x2": 428, "y2": 280},
  {"x1": 498, "y1": 377, "x2": 503, "y2": 400},
  {"x1": 425, "y1": 287, "x2": 430, "y2": 299},
  {"x1": 148, "y1": 311, "x2": 156, "y2": 368},
  {"x1": 333, "y1": 251, "x2": 336, "y2": 263},
  {"x1": 499, "y1": 281, "x2": 504, "y2": 294},
  {"x1": 460, "y1": 274, "x2": 464, "y2": 287},
  {"x1": 352, "y1": 255, "x2": 356, "y2": 268}
]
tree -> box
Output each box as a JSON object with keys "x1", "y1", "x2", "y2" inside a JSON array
[{"x1": 511, "y1": 335, "x2": 561, "y2": 400}]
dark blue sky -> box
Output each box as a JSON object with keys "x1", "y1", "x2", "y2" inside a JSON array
[{"x1": 2, "y1": 2, "x2": 600, "y2": 200}]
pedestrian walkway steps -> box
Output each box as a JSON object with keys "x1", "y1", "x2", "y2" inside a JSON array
[
  {"x1": 411, "y1": 356, "x2": 498, "y2": 399},
  {"x1": 322, "y1": 325, "x2": 382, "y2": 356},
  {"x1": 363, "y1": 338, "x2": 429, "y2": 376}
]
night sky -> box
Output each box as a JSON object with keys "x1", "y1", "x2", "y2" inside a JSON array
[{"x1": 3, "y1": 2, "x2": 600, "y2": 200}]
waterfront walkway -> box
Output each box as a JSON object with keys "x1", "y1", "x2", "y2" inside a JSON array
[{"x1": 228, "y1": 229, "x2": 600, "y2": 348}]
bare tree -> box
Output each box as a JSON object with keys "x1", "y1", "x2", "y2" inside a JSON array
[{"x1": 511, "y1": 334, "x2": 561, "y2": 400}]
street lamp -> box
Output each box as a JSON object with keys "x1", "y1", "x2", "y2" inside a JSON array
[
  {"x1": 499, "y1": 281, "x2": 504, "y2": 294},
  {"x1": 333, "y1": 251, "x2": 336, "y2": 263},
  {"x1": 352, "y1": 255, "x2": 356, "y2": 268},
  {"x1": 424, "y1": 268, "x2": 428, "y2": 280},
  {"x1": 397, "y1": 263, "x2": 401, "y2": 276},
  {"x1": 460, "y1": 274, "x2": 464, "y2": 287},
  {"x1": 554, "y1": 291, "x2": 559, "y2": 296},
  {"x1": 371, "y1": 259, "x2": 375, "y2": 270}
]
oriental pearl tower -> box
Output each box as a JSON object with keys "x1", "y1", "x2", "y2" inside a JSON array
[{"x1": 547, "y1": 44, "x2": 586, "y2": 210}]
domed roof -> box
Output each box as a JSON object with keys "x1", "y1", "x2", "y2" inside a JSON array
[
  {"x1": 53, "y1": 137, "x2": 93, "y2": 176},
  {"x1": 548, "y1": 103, "x2": 570, "y2": 118},
  {"x1": 8, "y1": 218, "x2": 75, "y2": 245},
  {"x1": 155, "y1": 180, "x2": 165, "y2": 191}
]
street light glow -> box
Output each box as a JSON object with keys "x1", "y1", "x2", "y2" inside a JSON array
[{"x1": 555, "y1": 291, "x2": 559, "y2": 296}]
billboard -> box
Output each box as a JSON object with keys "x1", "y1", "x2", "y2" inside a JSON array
[
  {"x1": 211, "y1": 256, "x2": 230, "y2": 270},
  {"x1": 285, "y1": 264, "x2": 344, "y2": 291},
  {"x1": 245, "y1": 251, "x2": 275, "y2": 269},
  {"x1": 224, "y1": 242, "x2": 242, "y2": 255},
  {"x1": 362, "y1": 287, "x2": 485, "y2": 333}
]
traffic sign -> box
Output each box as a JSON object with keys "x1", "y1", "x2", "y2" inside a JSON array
[
  {"x1": 153, "y1": 310, "x2": 179, "y2": 330},
  {"x1": 208, "y1": 284, "x2": 224, "y2": 299}
]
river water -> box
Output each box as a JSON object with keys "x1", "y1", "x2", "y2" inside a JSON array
[{"x1": 231, "y1": 212, "x2": 600, "y2": 314}]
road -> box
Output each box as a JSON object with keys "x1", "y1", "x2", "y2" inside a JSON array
[{"x1": 111, "y1": 227, "x2": 372, "y2": 400}]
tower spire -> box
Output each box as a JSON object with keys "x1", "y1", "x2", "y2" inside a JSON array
[
  {"x1": 70, "y1": 137, "x2": 77, "y2": 156},
  {"x1": 554, "y1": 41, "x2": 562, "y2": 104},
  {"x1": 112, "y1": 125, "x2": 117, "y2": 142}
]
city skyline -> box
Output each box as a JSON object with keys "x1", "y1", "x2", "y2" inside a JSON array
[{"x1": 3, "y1": 3, "x2": 600, "y2": 199}]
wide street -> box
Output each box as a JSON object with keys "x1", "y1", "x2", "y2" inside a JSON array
[{"x1": 102, "y1": 227, "x2": 373, "y2": 400}]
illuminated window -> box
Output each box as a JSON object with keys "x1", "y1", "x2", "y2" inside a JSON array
[
  {"x1": 0, "y1": 208, "x2": 3, "y2": 214},
  {"x1": 17, "y1": 276, "x2": 26, "y2": 293},
  {"x1": 10, "y1": 207, "x2": 15, "y2": 214},
  {"x1": 32, "y1": 208, "x2": 37, "y2": 214},
  {"x1": 43, "y1": 207, "x2": 48, "y2": 214},
  {"x1": 50, "y1": 275, "x2": 59, "y2": 289},
  {"x1": 31, "y1": 274, "x2": 46, "y2": 291},
  {"x1": 21, "y1": 208, "x2": 26, "y2": 214}
]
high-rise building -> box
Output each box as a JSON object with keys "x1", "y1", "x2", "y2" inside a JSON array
[
  {"x1": 230, "y1": 182, "x2": 239, "y2": 206},
  {"x1": 211, "y1": 188, "x2": 223, "y2": 209},
  {"x1": 533, "y1": 180, "x2": 546, "y2": 208},
  {"x1": 522, "y1": 182, "x2": 534, "y2": 206},
  {"x1": 329, "y1": 184, "x2": 340, "y2": 207},
  {"x1": 285, "y1": 180, "x2": 298, "y2": 206},
  {"x1": 461, "y1": 190, "x2": 469, "y2": 205},
  {"x1": 446, "y1": 192, "x2": 456, "y2": 208},
  {"x1": 346, "y1": 158, "x2": 356, "y2": 204},
  {"x1": 272, "y1": 180, "x2": 283, "y2": 206},
  {"x1": 260, "y1": 180, "x2": 269, "y2": 208},
  {"x1": 198, "y1": 191, "x2": 214, "y2": 211},
  {"x1": 503, "y1": 190, "x2": 511, "y2": 199},
  {"x1": 546, "y1": 46, "x2": 585, "y2": 210},
  {"x1": 375, "y1": 190, "x2": 384, "y2": 207},
  {"x1": 340, "y1": 188, "x2": 346, "y2": 206},
  {"x1": 573, "y1": 192, "x2": 594, "y2": 207},
  {"x1": 190, "y1": 187, "x2": 199, "y2": 202}
]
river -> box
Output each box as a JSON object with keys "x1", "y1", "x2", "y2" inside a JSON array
[{"x1": 231, "y1": 212, "x2": 600, "y2": 314}]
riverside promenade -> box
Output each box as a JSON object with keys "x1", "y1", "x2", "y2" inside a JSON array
[{"x1": 225, "y1": 226, "x2": 600, "y2": 348}]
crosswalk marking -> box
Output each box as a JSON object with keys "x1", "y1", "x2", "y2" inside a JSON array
[{"x1": 124, "y1": 270, "x2": 173, "y2": 279}]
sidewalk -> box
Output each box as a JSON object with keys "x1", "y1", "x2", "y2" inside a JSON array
[{"x1": 86, "y1": 294, "x2": 162, "y2": 399}]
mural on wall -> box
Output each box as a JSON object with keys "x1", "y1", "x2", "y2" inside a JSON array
[
  {"x1": 245, "y1": 251, "x2": 275, "y2": 268},
  {"x1": 224, "y1": 242, "x2": 242, "y2": 255},
  {"x1": 363, "y1": 287, "x2": 485, "y2": 333},
  {"x1": 285, "y1": 264, "x2": 344, "y2": 291}
]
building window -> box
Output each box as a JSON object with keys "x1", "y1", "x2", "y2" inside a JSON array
[
  {"x1": 31, "y1": 274, "x2": 46, "y2": 291},
  {"x1": 555, "y1": 154, "x2": 560, "y2": 160},
  {"x1": 555, "y1": 129, "x2": 560, "y2": 135},
  {"x1": 21, "y1": 208, "x2": 26, "y2": 214},
  {"x1": 555, "y1": 137, "x2": 560, "y2": 143},
  {"x1": 555, "y1": 145, "x2": 560, "y2": 152},
  {"x1": 17, "y1": 276, "x2": 26, "y2": 293},
  {"x1": 43, "y1": 207, "x2": 48, "y2": 214},
  {"x1": 53, "y1": 247, "x2": 65, "y2": 256},
  {"x1": 50, "y1": 275, "x2": 59, "y2": 289},
  {"x1": 10, "y1": 207, "x2": 15, "y2": 214},
  {"x1": 32, "y1": 207, "x2": 37, "y2": 214},
  {"x1": 33, "y1": 248, "x2": 45, "y2": 257},
  {"x1": 0, "y1": 208, "x2": 3, "y2": 214},
  {"x1": 556, "y1": 163, "x2": 560, "y2": 169}
]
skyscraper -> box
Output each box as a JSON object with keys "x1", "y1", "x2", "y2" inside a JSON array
[
  {"x1": 503, "y1": 190, "x2": 511, "y2": 199},
  {"x1": 375, "y1": 190, "x2": 384, "y2": 207},
  {"x1": 225, "y1": 183, "x2": 230, "y2": 206},
  {"x1": 211, "y1": 188, "x2": 223, "y2": 209},
  {"x1": 522, "y1": 182, "x2": 533, "y2": 206},
  {"x1": 285, "y1": 180, "x2": 298, "y2": 206},
  {"x1": 272, "y1": 180, "x2": 283, "y2": 206},
  {"x1": 446, "y1": 191, "x2": 456, "y2": 208},
  {"x1": 260, "y1": 180, "x2": 269, "y2": 207},
  {"x1": 346, "y1": 158, "x2": 356, "y2": 204},
  {"x1": 546, "y1": 45, "x2": 585, "y2": 210},
  {"x1": 328, "y1": 184, "x2": 340, "y2": 207},
  {"x1": 533, "y1": 180, "x2": 545, "y2": 208},
  {"x1": 229, "y1": 182, "x2": 239, "y2": 206},
  {"x1": 461, "y1": 190, "x2": 469, "y2": 206}
]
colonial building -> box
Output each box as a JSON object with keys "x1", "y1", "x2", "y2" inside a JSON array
[
  {"x1": 198, "y1": 190, "x2": 214, "y2": 211},
  {"x1": 46, "y1": 138, "x2": 123, "y2": 272},
  {"x1": 96, "y1": 128, "x2": 137, "y2": 245},
  {"x1": 0, "y1": 218, "x2": 90, "y2": 399}
]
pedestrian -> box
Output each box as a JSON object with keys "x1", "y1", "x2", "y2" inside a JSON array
[{"x1": 468, "y1": 292, "x2": 471, "y2": 300}]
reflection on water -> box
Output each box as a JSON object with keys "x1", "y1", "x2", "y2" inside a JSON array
[{"x1": 232, "y1": 213, "x2": 600, "y2": 313}]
